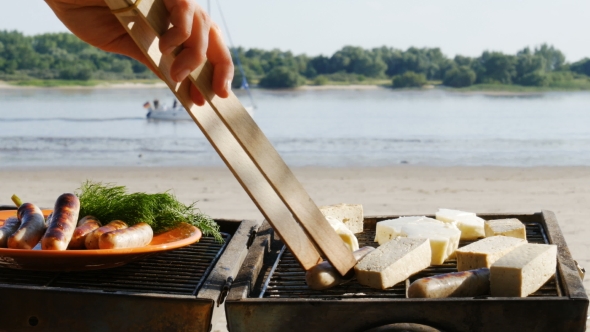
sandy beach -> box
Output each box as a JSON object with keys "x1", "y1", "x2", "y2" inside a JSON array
[{"x1": 1, "y1": 165, "x2": 588, "y2": 295}]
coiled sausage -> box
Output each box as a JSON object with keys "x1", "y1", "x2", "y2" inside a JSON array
[
  {"x1": 68, "y1": 216, "x2": 102, "y2": 249},
  {"x1": 407, "y1": 268, "x2": 490, "y2": 298},
  {"x1": 0, "y1": 217, "x2": 21, "y2": 248},
  {"x1": 8, "y1": 203, "x2": 46, "y2": 249},
  {"x1": 306, "y1": 246, "x2": 376, "y2": 290},
  {"x1": 41, "y1": 193, "x2": 80, "y2": 250},
  {"x1": 85, "y1": 220, "x2": 128, "y2": 249},
  {"x1": 99, "y1": 223, "x2": 153, "y2": 249}
]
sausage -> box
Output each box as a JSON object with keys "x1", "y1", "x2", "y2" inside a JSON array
[
  {"x1": 0, "y1": 217, "x2": 21, "y2": 248},
  {"x1": 8, "y1": 203, "x2": 47, "y2": 249},
  {"x1": 41, "y1": 193, "x2": 80, "y2": 250},
  {"x1": 85, "y1": 220, "x2": 128, "y2": 249},
  {"x1": 99, "y1": 223, "x2": 153, "y2": 249},
  {"x1": 407, "y1": 268, "x2": 490, "y2": 298},
  {"x1": 306, "y1": 246, "x2": 376, "y2": 290},
  {"x1": 68, "y1": 216, "x2": 102, "y2": 249}
]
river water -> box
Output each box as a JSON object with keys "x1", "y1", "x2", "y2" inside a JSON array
[{"x1": 1, "y1": 87, "x2": 590, "y2": 168}]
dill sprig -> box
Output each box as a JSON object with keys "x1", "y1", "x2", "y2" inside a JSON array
[{"x1": 76, "y1": 181, "x2": 222, "y2": 242}]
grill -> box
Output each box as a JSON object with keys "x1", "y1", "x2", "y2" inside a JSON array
[
  {"x1": 260, "y1": 223, "x2": 560, "y2": 299},
  {"x1": 226, "y1": 211, "x2": 589, "y2": 332},
  {"x1": 0, "y1": 217, "x2": 261, "y2": 332},
  {"x1": 0, "y1": 235, "x2": 227, "y2": 294}
]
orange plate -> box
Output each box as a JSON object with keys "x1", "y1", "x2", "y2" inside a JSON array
[{"x1": 0, "y1": 210, "x2": 202, "y2": 271}]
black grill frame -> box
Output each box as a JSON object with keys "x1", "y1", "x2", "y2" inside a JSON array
[
  {"x1": 0, "y1": 217, "x2": 261, "y2": 331},
  {"x1": 226, "y1": 211, "x2": 588, "y2": 332}
]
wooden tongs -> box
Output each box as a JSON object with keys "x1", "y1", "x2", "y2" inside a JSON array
[{"x1": 105, "y1": 0, "x2": 356, "y2": 275}]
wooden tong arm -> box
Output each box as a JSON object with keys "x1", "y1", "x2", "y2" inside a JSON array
[{"x1": 105, "y1": 0, "x2": 356, "y2": 275}]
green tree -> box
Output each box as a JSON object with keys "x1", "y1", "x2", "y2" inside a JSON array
[
  {"x1": 475, "y1": 51, "x2": 516, "y2": 84},
  {"x1": 534, "y1": 44, "x2": 565, "y2": 71},
  {"x1": 443, "y1": 66, "x2": 476, "y2": 87},
  {"x1": 514, "y1": 53, "x2": 548, "y2": 86},
  {"x1": 259, "y1": 66, "x2": 305, "y2": 88},
  {"x1": 570, "y1": 58, "x2": 590, "y2": 76},
  {"x1": 392, "y1": 71, "x2": 427, "y2": 88}
]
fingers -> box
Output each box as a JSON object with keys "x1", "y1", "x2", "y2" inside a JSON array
[
  {"x1": 160, "y1": 0, "x2": 233, "y2": 102},
  {"x1": 161, "y1": 0, "x2": 209, "y2": 82},
  {"x1": 208, "y1": 23, "x2": 234, "y2": 98},
  {"x1": 190, "y1": 85, "x2": 206, "y2": 106}
]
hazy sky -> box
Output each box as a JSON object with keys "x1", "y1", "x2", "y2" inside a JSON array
[{"x1": 2, "y1": 0, "x2": 589, "y2": 62}]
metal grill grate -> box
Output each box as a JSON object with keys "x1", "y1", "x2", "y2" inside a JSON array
[
  {"x1": 0, "y1": 234, "x2": 229, "y2": 296},
  {"x1": 261, "y1": 222, "x2": 560, "y2": 298}
]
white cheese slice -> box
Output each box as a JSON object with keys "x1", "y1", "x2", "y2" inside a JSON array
[
  {"x1": 435, "y1": 209, "x2": 484, "y2": 240},
  {"x1": 355, "y1": 237, "x2": 431, "y2": 289},
  {"x1": 454, "y1": 215, "x2": 486, "y2": 240},
  {"x1": 325, "y1": 216, "x2": 359, "y2": 252},
  {"x1": 320, "y1": 203, "x2": 364, "y2": 234},
  {"x1": 401, "y1": 218, "x2": 461, "y2": 265},
  {"x1": 456, "y1": 236, "x2": 527, "y2": 271},
  {"x1": 435, "y1": 208, "x2": 475, "y2": 224},
  {"x1": 484, "y1": 218, "x2": 526, "y2": 240},
  {"x1": 374, "y1": 216, "x2": 425, "y2": 245},
  {"x1": 490, "y1": 243, "x2": 557, "y2": 297}
]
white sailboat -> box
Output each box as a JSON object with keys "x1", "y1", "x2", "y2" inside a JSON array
[{"x1": 145, "y1": 100, "x2": 253, "y2": 121}]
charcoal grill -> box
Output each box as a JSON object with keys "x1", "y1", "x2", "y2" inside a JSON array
[
  {"x1": 226, "y1": 211, "x2": 588, "y2": 332},
  {"x1": 0, "y1": 210, "x2": 261, "y2": 332}
]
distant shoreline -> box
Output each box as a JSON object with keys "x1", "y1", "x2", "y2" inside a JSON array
[{"x1": 1, "y1": 80, "x2": 589, "y2": 96}]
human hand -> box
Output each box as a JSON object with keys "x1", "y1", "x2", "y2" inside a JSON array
[{"x1": 45, "y1": 0, "x2": 234, "y2": 106}]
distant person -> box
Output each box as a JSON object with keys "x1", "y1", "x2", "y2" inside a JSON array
[
  {"x1": 173, "y1": 99, "x2": 178, "y2": 108},
  {"x1": 45, "y1": 0, "x2": 234, "y2": 106},
  {"x1": 153, "y1": 99, "x2": 160, "y2": 110}
]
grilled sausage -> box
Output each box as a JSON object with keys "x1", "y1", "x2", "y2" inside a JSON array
[
  {"x1": 99, "y1": 222, "x2": 153, "y2": 249},
  {"x1": 85, "y1": 220, "x2": 128, "y2": 249},
  {"x1": 306, "y1": 246, "x2": 376, "y2": 290},
  {"x1": 8, "y1": 203, "x2": 47, "y2": 249},
  {"x1": 41, "y1": 193, "x2": 80, "y2": 250},
  {"x1": 68, "y1": 216, "x2": 102, "y2": 249},
  {"x1": 407, "y1": 268, "x2": 490, "y2": 298},
  {"x1": 0, "y1": 217, "x2": 21, "y2": 248}
]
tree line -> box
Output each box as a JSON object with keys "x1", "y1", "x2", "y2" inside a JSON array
[{"x1": 2, "y1": 30, "x2": 590, "y2": 89}]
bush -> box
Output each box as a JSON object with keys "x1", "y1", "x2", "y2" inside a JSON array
[
  {"x1": 258, "y1": 66, "x2": 305, "y2": 88},
  {"x1": 517, "y1": 71, "x2": 549, "y2": 87},
  {"x1": 570, "y1": 58, "x2": 590, "y2": 76},
  {"x1": 232, "y1": 66, "x2": 257, "y2": 89},
  {"x1": 391, "y1": 71, "x2": 427, "y2": 88},
  {"x1": 443, "y1": 66, "x2": 476, "y2": 87},
  {"x1": 59, "y1": 65, "x2": 92, "y2": 80},
  {"x1": 313, "y1": 75, "x2": 329, "y2": 85}
]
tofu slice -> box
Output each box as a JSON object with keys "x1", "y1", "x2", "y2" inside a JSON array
[
  {"x1": 435, "y1": 209, "x2": 485, "y2": 240},
  {"x1": 435, "y1": 208, "x2": 475, "y2": 223},
  {"x1": 325, "y1": 216, "x2": 359, "y2": 252},
  {"x1": 485, "y1": 218, "x2": 526, "y2": 240},
  {"x1": 490, "y1": 244, "x2": 557, "y2": 297},
  {"x1": 355, "y1": 237, "x2": 431, "y2": 289},
  {"x1": 374, "y1": 216, "x2": 425, "y2": 245},
  {"x1": 320, "y1": 203, "x2": 364, "y2": 234},
  {"x1": 456, "y1": 236, "x2": 527, "y2": 271},
  {"x1": 401, "y1": 218, "x2": 461, "y2": 265}
]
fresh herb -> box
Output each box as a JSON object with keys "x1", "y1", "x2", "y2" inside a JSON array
[{"x1": 76, "y1": 181, "x2": 222, "y2": 242}]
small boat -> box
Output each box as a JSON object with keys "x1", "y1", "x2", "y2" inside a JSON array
[{"x1": 145, "y1": 101, "x2": 254, "y2": 121}]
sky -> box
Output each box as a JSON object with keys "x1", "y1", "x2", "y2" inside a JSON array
[{"x1": 2, "y1": 0, "x2": 590, "y2": 62}]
